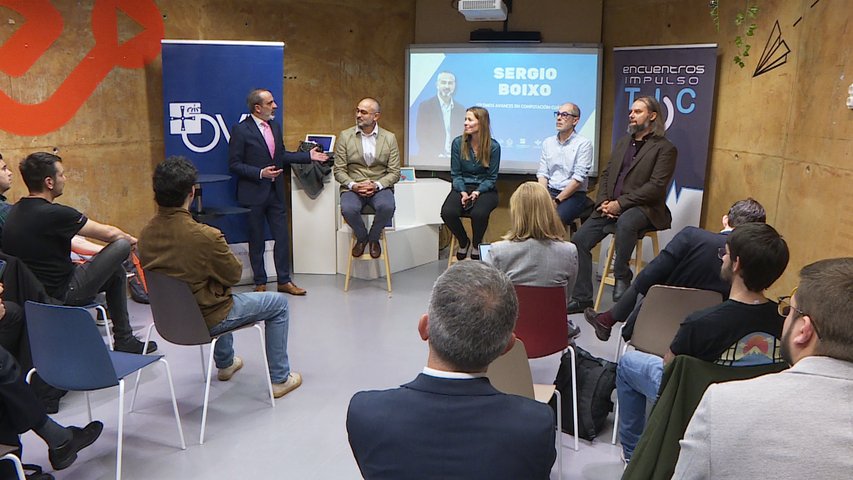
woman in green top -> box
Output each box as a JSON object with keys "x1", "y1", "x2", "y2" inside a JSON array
[{"x1": 440, "y1": 106, "x2": 501, "y2": 260}]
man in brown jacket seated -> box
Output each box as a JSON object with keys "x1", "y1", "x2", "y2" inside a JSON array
[
  {"x1": 568, "y1": 96, "x2": 678, "y2": 312},
  {"x1": 138, "y1": 156, "x2": 301, "y2": 398}
]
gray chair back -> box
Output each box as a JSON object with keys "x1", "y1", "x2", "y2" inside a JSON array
[
  {"x1": 485, "y1": 340, "x2": 535, "y2": 400},
  {"x1": 145, "y1": 270, "x2": 213, "y2": 346},
  {"x1": 631, "y1": 285, "x2": 723, "y2": 357}
]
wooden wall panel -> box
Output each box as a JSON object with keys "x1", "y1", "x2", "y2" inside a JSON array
[
  {"x1": 0, "y1": 0, "x2": 416, "y2": 235},
  {"x1": 603, "y1": 0, "x2": 852, "y2": 297}
]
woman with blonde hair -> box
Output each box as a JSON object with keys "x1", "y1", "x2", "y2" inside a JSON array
[
  {"x1": 486, "y1": 181, "x2": 579, "y2": 313},
  {"x1": 440, "y1": 106, "x2": 500, "y2": 260}
]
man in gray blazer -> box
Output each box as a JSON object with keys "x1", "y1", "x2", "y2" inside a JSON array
[
  {"x1": 334, "y1": 97, "x2": 400, "y2": 259},
  {"x1": 673, "y1": 257, "x2": 853, "y2": 479}
]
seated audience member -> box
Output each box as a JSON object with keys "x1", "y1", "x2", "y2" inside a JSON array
[
  {"x1": 0, "y1": 284, "x2": 24, "y2": 364},
  {"x1": 537, "y1": 102, "x2": 594, "y2": 226},
  {"x1": 346, "y1": 262, "x2": 556, "y2": 480},
  {"x1": 616, "y1": 223, "x2": 789, "y2": 462},
  {"x1": 585, "y1": 198, "x2": 767, "y2": 341},
  {"x1": 673, "y1": 257, "x2": 853, "y2": 479},
  {"x1": 440, "y1": 106, "x2": 501, "y2": 260},
  {"x1": 0, "y1": 345, "x2": 102, "y2": 478},
  {"x1": 2, "y1": 152, "x2": 154, "y2": 354},
  {"x1": 569, "y1": 96, "x2": 677, "y2": 312},
  {"x1": 138, "y1": 156, "x2": 301, "y2": 398},
  {"x1": 486, "y1": 181, "x2": 580, "y2": 336},
  {"x1": 334, "y1": 97, "x2": 401, "y2": 259},
  {"x1": 0, "y1": 153, "x2": 12, "y2": 247}
]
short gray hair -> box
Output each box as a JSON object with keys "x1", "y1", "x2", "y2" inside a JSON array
[
  {"x1": 246, "y1": 88, "x2": 269, "y2": 110},
  {"x1": 427, "y1": 262, "x2": 518, "y2": 371}
]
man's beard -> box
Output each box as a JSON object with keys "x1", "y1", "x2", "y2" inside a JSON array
[
  {"x1": 720, "y1": 261, "x2": 733, "y2": 284},
  {"x1": 627, "y1": 120, "x2": 650, "y2": 135},
  {"x1": 780, "y1": 324, "x2": 794, "y2": 366}
]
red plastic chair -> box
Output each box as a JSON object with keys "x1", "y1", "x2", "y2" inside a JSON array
[
  {"x1": 513, "y1": 285, "x2": 569, "y2": 358},
  {"x1": 512, "y1": 285, "x2": 579, "y2": 454}
]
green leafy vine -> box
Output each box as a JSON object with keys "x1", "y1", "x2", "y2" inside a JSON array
[{"x1": 709, "y1": 1, "x2": 760, "y2": 68}]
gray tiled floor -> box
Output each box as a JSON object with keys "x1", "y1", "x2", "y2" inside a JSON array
[{"x1": 20, "y1": 261, "x2": 627, "y2": 479}]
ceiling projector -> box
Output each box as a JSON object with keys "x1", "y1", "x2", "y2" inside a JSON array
[{"x1": 458, "y1": 0, "x2": 508, "y2": 22}]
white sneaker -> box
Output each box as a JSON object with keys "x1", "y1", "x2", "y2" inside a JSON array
[
  {"x1": 217, "y1": 356, "x2": 243, "y2": 381},
  {"x1": 272, "y1": 372, "x2": 302, "y2": 398}
]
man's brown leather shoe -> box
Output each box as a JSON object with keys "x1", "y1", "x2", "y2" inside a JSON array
[
  {"x1": 278, "y1": 282, "x2": 306, "y2": 295},
  {"x1": 352, "y1": 241, "x2": 367, "y2": 257},
  {"x1": 253, "y1": 284, "x2": 267, "y2": 292},
  {"x1": 369, "y1": 241, "x2": 381, "y2": 259}
]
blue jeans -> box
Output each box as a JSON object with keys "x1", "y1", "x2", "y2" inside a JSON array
[
  {"x1": 548, "y1": 188, "x2": 587, "y2": 226},
  {"x1": 616, "y1": 350, "x2": 663, "y2": 461},
  {"x1": 209, "y1": 292, "x2": 291, "y2": 384}
]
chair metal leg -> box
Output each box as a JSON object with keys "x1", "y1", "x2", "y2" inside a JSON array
[
  {"x1": 0, "y1": 453, "x2": 26, "y2": 480},
  {"x1": 157, "y1": 359, "x2": 186, "y2": 450},
  {"x1": 130, "y1": 323, "x2": 156, "y2": 412},
  {"x1": 382, "y1": 233, "x2": 392, "y2": 293},
  {"x1": 25, "y1": 368, "x2": 35, "y2": 384},
  {"x1": 85, "y1": 391, "x2": 93, "y2": 423},
  {"x1": 567, "y1": 345, "x2": 579, "y2": 452},
  {"x1": 116, "y1": 380, "x2": 125, "y2": 480},
  {"x1": 93, "y1": 305, "x2": 113, "y2": 350},
  {"x1": 611, "y1": 340, "x2": 631, "y2": 446},
  {"x1": 554, "y1": 388, "x2": 563, "y2": 478},
  {"x1": 252, "y1": 324, "x2": 275, "y2": 407},
  {"x1": 200, "y1": 338, "x2": 217, "y2": 445},
  {"x1": 199, "y1": 345, "x2": 207, "y2": 381}
]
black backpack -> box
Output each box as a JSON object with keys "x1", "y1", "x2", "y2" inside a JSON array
[{"x1": 548, "y1": 346, "x2": 617, "y2": 441}]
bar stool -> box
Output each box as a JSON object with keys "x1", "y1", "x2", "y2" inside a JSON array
[
  {"x1": 593, "y1": 226, "x2": 660, "y2": 311},
  {"x1": 446, "y1": 213, "x2": 473, "y2": 268},
  {"x1": 344, "y1": 204, "x2": 392, "y2": 292}
]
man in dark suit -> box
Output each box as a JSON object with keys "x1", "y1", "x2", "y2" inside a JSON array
[
  {"x1": 584, "y1": 198, "x2": 767, "y2": 341},
  {"x1": 416, "y1": 71, "x2": 465, "y2": 162},
  {"x1": 568, "y1": 96, "x2": 677, "y2": 313},
  {"x1": 346, "y1": 262, "x2": 556, "y2": 480},
  {"x1": 228, "y1": 88, "x2": 328, "y2": 295}
]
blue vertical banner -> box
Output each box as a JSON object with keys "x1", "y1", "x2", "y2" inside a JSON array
[
  {"x1": 612, "y1": 44, "x2": 717, "y2": 246},
  {"x1": 161, "y1": 40, "x2": 284, "y2": 243}
]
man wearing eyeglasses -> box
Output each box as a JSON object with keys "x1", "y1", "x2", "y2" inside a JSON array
[
  {"x1": 615, "y1": 223, "x2": 789, "y2": 462},
  {"x1": 536, "y1": 102, "x2": 593, "y2": 226},
  {"x1": 673, "y1": 257, "x2": 853, "y2": 479},
  {"x1": 334, "y1": 97, "x2": 400, "y2": 259}
]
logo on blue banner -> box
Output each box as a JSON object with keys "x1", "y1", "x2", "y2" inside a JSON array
[
  {"x1": 161, "y1": 40, "x2": 284, "y2": 244},
  {"x1": 612, "y1": 45, "x2": 717, "y2": 236}
]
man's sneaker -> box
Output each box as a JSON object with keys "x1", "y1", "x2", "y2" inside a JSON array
[
  {"x1": 217, "y1": 356, "x2": 244, "y2": 381},
  {"x1": 272, "y1": 372, "x2": 302, "y2": 398},
  {"x1": 114, "y1": 337, "x2": 158, "y2": 354},
  {"x1": 48, "y1": 421, "x2": 104, "y2": 471}
]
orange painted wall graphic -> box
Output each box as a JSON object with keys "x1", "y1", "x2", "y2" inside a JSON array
[{"x1": 0, "y1": 0, "x2": 163, "y2": 136}]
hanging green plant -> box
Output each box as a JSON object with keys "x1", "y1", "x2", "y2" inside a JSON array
[{"x1": 709, "y1": 1, "x2": 760, "y2": 68}]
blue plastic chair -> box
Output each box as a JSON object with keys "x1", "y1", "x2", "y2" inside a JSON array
[{"x1": 24, "y1": 301, "x2": 185, "y2": 480}]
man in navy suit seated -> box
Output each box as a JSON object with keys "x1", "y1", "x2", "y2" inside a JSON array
[
  {"x1": 346, "y1": 261, "x2": 556, "y2": 480},
  {"x1": 584, "y1": 198, "x2": 767, "y2": 341}
]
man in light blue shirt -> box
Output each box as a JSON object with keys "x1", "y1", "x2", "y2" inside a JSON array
[{"x1": 537, "y1": 102, "x2": 593, "y2": 226}]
